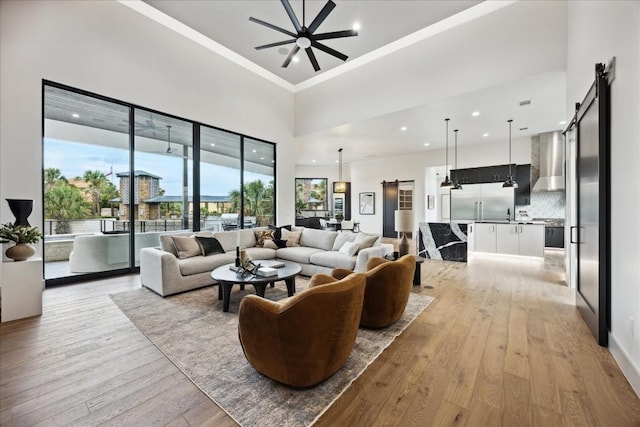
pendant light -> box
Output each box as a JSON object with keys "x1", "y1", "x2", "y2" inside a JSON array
[
  {"x1": 452, "y1": 129, "x2": 462, "y2": 190},
  {"x1": 440, "y1": 118, "x2": 453, "y2": 187},
  {"x1": 333, "y1": 148, "x2": 348, "y2": 193},
  {"x1": 503, "y1": 119, "x2": 518, "y2": 188}
]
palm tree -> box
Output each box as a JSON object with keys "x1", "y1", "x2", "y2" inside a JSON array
[
  {"x1": 44, "y1": 167, "x2": 67, "y2": 190},
  {"x1": 44, "y1": 183, "x2": 90, "y2": 234},
  {"x1": 82, "y1": 170, "x2": 108, "y2": 217}
]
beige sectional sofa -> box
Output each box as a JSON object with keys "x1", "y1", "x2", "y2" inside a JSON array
[{"x1": 139, "y1": 226, "x2": 393, "y2": 296}]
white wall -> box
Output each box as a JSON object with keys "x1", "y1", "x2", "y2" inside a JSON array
[
  {"x1": 567, "y1": 1, "x2": 640, "y2": 394},
  {"x1": 0, "y1": 1, "x2": 296, "y2": 255}
]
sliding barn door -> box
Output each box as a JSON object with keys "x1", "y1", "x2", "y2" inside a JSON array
[{"x1": 572, "y1": 63, "x2": 611, "y2": 346}]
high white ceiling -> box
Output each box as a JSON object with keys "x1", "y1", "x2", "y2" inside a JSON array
[{"x1": 137, "y1": 0, "x2": 569, "y2": 166}]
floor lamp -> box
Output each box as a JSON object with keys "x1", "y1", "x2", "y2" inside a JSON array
[{"x1": 394, "y1": 210, "x2": 413, "y2": 257}]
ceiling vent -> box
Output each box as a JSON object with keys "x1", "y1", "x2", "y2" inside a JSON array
[{"x1": 518, "y1": 99, "x2": 531, "y2": 106}]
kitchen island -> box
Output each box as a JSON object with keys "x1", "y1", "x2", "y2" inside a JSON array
[
  {"x1": 418, "y1": 222, "x2": 469, "y2": 262},
  {"x1": 470, "y1": 221, "x2": 545, "y2": 257}
]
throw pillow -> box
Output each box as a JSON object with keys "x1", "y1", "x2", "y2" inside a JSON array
[
  {"x1": 195, "y1": 236, "x2": 225, "y2": 256},
  {"x1": 339, "y1": 241, "x2": 359, "y2": 257},
  {"x1": 171, "y1": 236, "x2": 201, "y2": 259},
  {"x1": 268, "y1": 224, "x2": 292, "y2": 240},
  {"x1": 353, "y1": 233, "x2": 379, "y2": 252},
  {"x1": 274, "y1": 239, "x2": 288, "y2": 248},
  {"x1": 254, "y1": 230, "x2": 275, "y2": 247},
  {"x1": 332, "y1": 231, "x2": 357, "y2": 251},
  {"x1": 280, "y1": 229, "x2": 301, "y2": 247},
  {"x1": 263, "y1": 239, "x2": 278, "y2": 249}
]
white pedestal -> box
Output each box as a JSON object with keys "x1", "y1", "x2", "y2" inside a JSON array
[{"x1": 1, "y1": 257, "x2": 43, "y2": 322}]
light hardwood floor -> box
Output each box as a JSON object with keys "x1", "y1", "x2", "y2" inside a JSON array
[{"x1": 1, "y1": 249, "x2": 639, "y2": 426}]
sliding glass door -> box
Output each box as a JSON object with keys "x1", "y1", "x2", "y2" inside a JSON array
[{"x1": 43, "y1": 85, "x2": 131, "y2": 280}]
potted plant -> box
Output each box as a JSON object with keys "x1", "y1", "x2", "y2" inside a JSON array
[{"x1": 0, "y1": 223, "x2": 43, "y2": 261}]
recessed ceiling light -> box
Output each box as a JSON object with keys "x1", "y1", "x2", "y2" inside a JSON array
[
  {"x1": 210, "y1": 143, "x2": 215, "y2": 147},
  {"x1": 472, "y1": 111, "x2": 480, "y2": 117},
  {"x1": 482, "y1": 133, "x2": 489, "y2": 137},
  {"x1": 353, "y1": 22, "x2": 360, "y2": 31},
  {"x1": 252, "y1": 149, "x2": 257, "y2": 153},
  {"x1": 424, "y1": 143, "x2": 430, "y2": 146},
  {"x1": 271, "y1": 160, "x2": 275, "y2": 163},
  {"x1": 335, "y1": 160, "x2": 339, "y2": 163},
  {"x1": 72, "y1": 113, "x2": 79, "y2": 118},
  {"x1": 559, "y1": 120, "x2": 567, "y2": 125},
  {"x1": 401, "y1": 126, "x2": 407, "y2": 131},
  {"x1": 312, "y1": 159, "x2": 316, "y2": 163}
]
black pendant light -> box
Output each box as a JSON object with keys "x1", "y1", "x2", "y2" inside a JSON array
[
  {"x1": 452, "y1": 129, "x2": 462, "y2": 190},
  {"x1": 333, "y1": 148, "x2": 348, "y2": 193},
  {"x1": 440, "y1": 118, "x2": 453, "y2": 187},
  {"x1": 503, "y1": 119, "x2": 518, "y2": 188}
]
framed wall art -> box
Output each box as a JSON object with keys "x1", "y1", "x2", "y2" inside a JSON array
[{"x1": 359, "y1": 192, "x2": 375, "y2": 215}]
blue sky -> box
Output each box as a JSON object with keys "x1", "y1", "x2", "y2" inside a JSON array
[{"x1": 44, "y1": 139, "x2": 272, "y2": 196}]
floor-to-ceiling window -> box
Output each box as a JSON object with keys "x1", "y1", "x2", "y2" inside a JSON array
[
  {"x1": 43, "y1": 82, "x2": 276, "y2": 285},
  {"x1": 43, "y1": 85, "x2": 131, "y2": 280},
  {"x1": 243, "y1": 137, "x2": 275, "y2": 227},
  {"x1": 200, "y1": 126, "x2": 241, "y2": 231}
]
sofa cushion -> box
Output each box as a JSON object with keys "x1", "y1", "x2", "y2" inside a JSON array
[
  {"x1": 195, "y1": 236, "x2": 225, "y2": 256},
  {"x1": 245, "y1": 247, "x2": 277, "y2": 261},
  {"x1": 276, "y1": 247, "x2": 324, "y2": 264},
  {"x1": 332, "y1": 232, "x2": 357, "y2": 251},
  {"x1": 178, "y1": 252, "x2": 236, "y2": 276},
  {"x1": 353, "y1": 233, "x2": 379, "y2": 252},
  {"x1": 281, "y1": 229, "x2": 302, "y2": 247},
  {"x1": 213, "y1": 229, "x2": 257, "y2": 252},
  {"x1": 339, "y1": 241, "x2": 360, "y2": 257},
  {"x1": 263, "y1": 239, "x2": 287, "y2": 249},
  {"x1": 299, "y1": 228, "x2": 338, "y2": 251},
  {"x1": 254, "y1": 230, "x2": 275, "y2": 247},
  {"x1": 171, "y1": 236, "x2": 201, "y2": 259},
  {"x1": 160, "y1": 231, "x2": 214, "y2": 256},
  {"x1": 268, "y1": 224, "x2": 292, "y2": 240},
  {"x1": 309, "y1": 251, "x2": 357, "y2": 270}
]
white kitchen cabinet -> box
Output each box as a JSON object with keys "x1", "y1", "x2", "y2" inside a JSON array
[
  {"x1": 495, "y1": 223, "x2": 544, "y2": 257},
  {"x1": 474, "y1": 223, "x2": 497, "y2": 253},
  {"x1": 497, "y1": 224, "x2": 520, "y2": 254},
  {"x1": 518, "y1": 224, "x2": 545, "y2": 257}
]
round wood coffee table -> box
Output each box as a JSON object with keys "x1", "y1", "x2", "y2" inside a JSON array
[{"x1": 210, "y1": 260, "x2": 302, "y2": 312}]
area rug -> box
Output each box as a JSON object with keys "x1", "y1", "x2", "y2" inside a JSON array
[{"x1": 110, "y1": 279, "x2": 433, "y2": 426}]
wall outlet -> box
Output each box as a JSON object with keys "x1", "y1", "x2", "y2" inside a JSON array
[{"x1": 629, "y1": 316, "x2": 635, "y2": 337}]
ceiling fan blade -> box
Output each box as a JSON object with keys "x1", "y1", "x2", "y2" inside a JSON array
[
  {"x1": 249, "y1": 17, "x2": 297, "y2": 38},
  {"x1": 305, "y1": 48, "x2": 320, "y2": 72},
  {"x1": 311, "y1": 40, "x2": 348, "y2": 61},
  {"x1": 312, "y1": 29, "x2": 358, "y2": 41},
  {"x1": 280, "y1": 0, "x2": 302, "y2": 33},
  {"x1": 255, "y1": 39, "x2": 297, "y2": 50},
  {"x1": 282, "y1": 45, "x2": 300, "y2": 68},
  {"x1": 307, "y1": 0, "x2": 336, "y2": 34}
]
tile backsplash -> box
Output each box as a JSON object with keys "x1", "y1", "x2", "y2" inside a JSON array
[{"x1": 516, "y1": 191, "x2": 565, "y2": 219}]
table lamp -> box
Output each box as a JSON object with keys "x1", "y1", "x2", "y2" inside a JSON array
[{"x1": 394, "y1": 209, "x2": 413, "y2": 257}]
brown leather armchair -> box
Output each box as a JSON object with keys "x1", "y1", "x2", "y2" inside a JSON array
[
  {"x1": 332, "y1": 254, "x2": 415, "y2": 328},
  {"x1": 238, "y1": 272, "x2": 366, "y2": 388}
]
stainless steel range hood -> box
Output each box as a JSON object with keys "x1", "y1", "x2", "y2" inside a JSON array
[{"x1": 531, "y1": 131, "x2": 565, "y2": 192}]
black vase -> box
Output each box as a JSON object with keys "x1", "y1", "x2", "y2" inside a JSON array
[{"x1": 6, "y1": 199, "x2": 33, "y2": 226}]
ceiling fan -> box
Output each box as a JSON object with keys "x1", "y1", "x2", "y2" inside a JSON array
[{"x1": 249, "y1": 0, "x2": 358, "y2": 72}]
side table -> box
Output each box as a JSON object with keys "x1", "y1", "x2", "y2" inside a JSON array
[{"x1": 413, "y1": 256, "x2": 426, "y2": 286}]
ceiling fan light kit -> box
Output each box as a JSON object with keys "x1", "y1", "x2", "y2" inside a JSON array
[{"x1": 250, "y1": 0, "x2": 358, "y2": 72}]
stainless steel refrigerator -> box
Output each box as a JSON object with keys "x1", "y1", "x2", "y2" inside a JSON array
[{"x1": 449, "y1": 183, "x2": 515, "y2": 221}]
